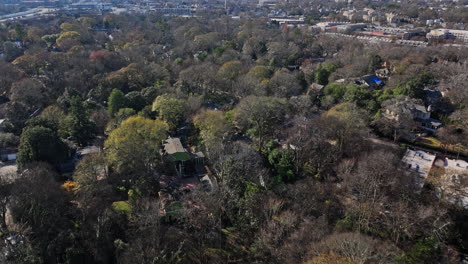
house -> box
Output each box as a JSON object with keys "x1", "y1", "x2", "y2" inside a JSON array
[
  {"x1": 0, "y1": 148, "x2": 17, "y2": 162},
  {"x1": 375, "y1": 68, "x2": 390, "y2": 78},
  {"x1": 383, "y1": 98, "x2": 442, "y2": 133},
  {"x1": 306, "y1": 83, "x2": 324, "y2": 96},
  {"x1": 162, "y1": 137, "x2": 205, "y2": 177},
  {"x1": 401, "y1": 149, "x2": 436, "y2": 188},
  {"x1": 357, "y1": 74, "x2": 383, "y2": 88},
  {"x1": 418, "y1": 118, "x2": 443, "y2": 133},
  {"x1": 77, "y1": 146, "x2": 101, "y2": 157}
]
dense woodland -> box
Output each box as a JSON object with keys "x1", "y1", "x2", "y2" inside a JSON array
[{"x1": 0, "y1": 12, "x2": 467, "y2": 264}]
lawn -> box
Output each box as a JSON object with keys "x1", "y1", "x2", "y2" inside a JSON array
[
  {"x1": 418, "y1": 137, "x2": 441, "y2": 148},
  {"x1": 417, "y1": 137, "x2": 468, "y2": 157}
]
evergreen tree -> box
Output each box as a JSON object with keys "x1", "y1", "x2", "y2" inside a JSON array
[
  {"x1": 69, "y1": 97, "x2": 96, "y2": 146},
  {"x1": 17, "y1": 126, "x2": 69, "y2": 169},
  {"x1": 107, "y1": 89, "x2": 127, "y2": 116}
]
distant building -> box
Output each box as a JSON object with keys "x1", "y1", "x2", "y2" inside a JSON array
[
  {"x1": 315, "y1": 21, "x2": 349, "y2": 32},
  {"x1": 270, "y1": 17, "x2": 305, "y2": 25},
  {"x1": 427, "y1": 29, "x2": 468, "y2": 43},
  {"x1": 67, "y1": 2, "x2": 112, "y2": 11},
  {"x1": 426, "y1": 19, "x2": 443, "y2": 26},
  {"x1": 334, "y1": 23, "x2": 366, "y2": 33},
  {"x1": 153, "y1": 7, "x2": 195, "y2": 16},
  {"x1": 258, "y1": 0, "x2": 277, "y2": 7},
  {"x1": 385, "y1": 13, "x2": 404, "y2": 23}
]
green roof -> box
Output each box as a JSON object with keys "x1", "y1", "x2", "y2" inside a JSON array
[{"x1": 169, "y1": 152, "x2": 191, "y2": 161}]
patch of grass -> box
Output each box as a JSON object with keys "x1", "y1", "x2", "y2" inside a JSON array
[
  {"x1": 418, "y1": 137, "x2": 441, "y2": 148},
  {"x1": 112, "y1": 201, "x2": 132, "y2": 216},
  {"x1": 417, "y1": 137, "x2": 468, "y2": 157}
]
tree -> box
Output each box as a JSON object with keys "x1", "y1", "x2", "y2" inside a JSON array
[
  {"x1": 10, "y1": 78, "x2": 46, "y2": 108},
  {"x1": 0, "y1": 61, "x2": 21, "y2": 95},
  {"x1": 368, "y1": 53, "x2": 382, "y2": 73},
  {"x1": 439, "y1": 73, "x2": 468, "y2": 106},
  {"x1": 193, "y1": 110, "x2": 231, "y2": 150},
  {"x1": 394, "y1": 72, "x2": 433, "y2": 99},
  {"x1": 0, "y1": 133, "x2": 19, "y2": 149},
  {"x1": 17, "y1": 126, "x2": 69, "y2": 169},
  {"x1": 3, "y1": 41, "x2": 22, "y2": 61},
  {"x1": 194, "y1": 32, "x2": 221, "y2": 51},
  {"x1": 397, "y1": 237, "x2": 441, "y2": 264},
  {"x1": 107, "y1": 89, "x2": 127, "y2": 116},
  {"x1": 104, "y1": 116, "x2": 168, "y2": 194},
  {"x1": 56, "y1": 31, "x2": 81, "y2": 45},
  {"x1": 209, "y1": 141, "x2": 269, "y2": 225},
  {"x1": 235, "y1": 96, "x2": 288, "y2": 151},
  {"x1": 60, "y1": 22, "x2": 81, "y2": 32},
  {"x1": 323, "y1": 83, "x2": 346, "y2": 102},
  {"x1": 0, "y1": 173, "x2": 13, "y2": 231},
  {"x1": 106, "y1": 108, "x2": 137, "y2": 133},
  {"x1": 41, "y1": 34, "x2": 59, "y2": 47},
  {"x1": 218, "y1": 60, "x2": 243, "y2": 80},
  {"x1": 266, "y1": 146, "x2": 295, "y2": 184},
  {"x1": 283, "y1": 117, "x2": 338, "y2": 179},
  {"x1": 68, "y1": 97, "x2": 96, "y2": 146},
  {"x1": 308, "y1": 232, "x2": 398, "y2": 264},
  {"x1": 314, "y1": 62, "x2": 338, "y2": 86},
  {"x1": 266, "y1": 42, "x2": 300, "y2": 66},
  {"x1": 26, "y1": 106, "x2": 66, "y2": 135},
  {"x1": 152, "y1": 94, "x2": 186, "y2": 130},
  {"x1": 268, "y1": 69, "x2": 304, "y2": 97},
  {"x1": 40, "y1": 105, "x2": 66, "y2": 127},
  {"x1": 305, "y1": 252, "x2": 354, "y2": 264},
  {"x1": 73, "y1": 153, "x2": 112, "y2": 216},
  {"x1": 338, "y1": 150, "x2": 417, "y2": 236},
  {"x1": 325, "y1": 103, "x2": 369, "y2": 153},
  {"x1": 10, "y1": 163, "x2": 71, "y2": 262},
  {"x1": 11, "y1": 54, "x2": 43, "y2": 75},
  {"x1": 248, "y1": 65, "x2": 272, "y2": 80},
  {"x1": 125, "y1": 91, "x2": 146, "y2": 112}
]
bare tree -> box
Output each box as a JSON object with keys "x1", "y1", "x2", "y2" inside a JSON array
[{"x1": 308, "y1": 232, "x2": 399, "y2": 264}]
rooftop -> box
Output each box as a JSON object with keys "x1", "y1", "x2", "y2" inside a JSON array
[
  {"x1": 401, "y1": 149, "x2": 435, "y2": 179},
  {"x1": 163, "y1": 137, "x2": 191, "y2": 161}
]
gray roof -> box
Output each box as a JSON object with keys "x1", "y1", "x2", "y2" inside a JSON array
[
  {"x1": 310, "y1": 83, "x2": 324, "y2": 90},
  {"x1": 384, "y1": 97, "x2": 427, "y2": 115},
  {"x1": 164, "y1": 137, "x2": 186, "y2": 155},
  {"x1": 414, "y1": 104, "x2": 428, "y2": 114}
]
